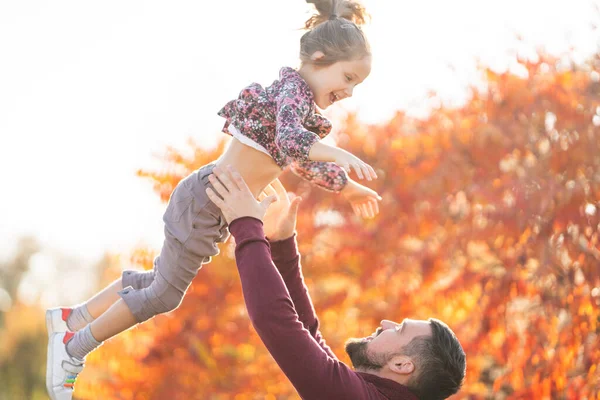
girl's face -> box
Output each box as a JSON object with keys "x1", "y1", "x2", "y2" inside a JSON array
[{"x1": 299, "y1": 54, "x2": 372, "y2": 110}]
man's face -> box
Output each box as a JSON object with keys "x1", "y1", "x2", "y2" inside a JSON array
[{"x1": 345, "y1": 319, "x2": 432, "y2": 370}]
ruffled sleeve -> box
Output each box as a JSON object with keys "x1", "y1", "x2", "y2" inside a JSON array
[
  {"x1": 290, "y1": 160, "x2": 348, "y2": 193},
  {"x1": 274, "y1": 79, "x2": 321, "y2": 162}
]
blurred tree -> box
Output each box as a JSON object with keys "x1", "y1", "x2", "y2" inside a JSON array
[
  {"x1": 0, "y1": 303, "x2": 47, "y2": 400},
  {"x1": 0, "y1": 241, "x2": 118, "y2": 400},
  {"x1": 0, "y1": 236, "x2": 39, "y2": 327},
  {"x1": 0, "y1": 238, "x2": 46, "y2": 399},
  {"x1": 78, "y1": 49, "x2": 600, "y2": 399}
]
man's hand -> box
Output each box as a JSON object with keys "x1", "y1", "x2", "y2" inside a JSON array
[
  {"x1": 205, "y1": 165, "x2": 277, "y2": 225},
  {"x1": 258, "y1": 179, "x2": 302, "y2": 241},
  {"x1": 341, "y1": 179, "x2": 382, "y2": 219}
]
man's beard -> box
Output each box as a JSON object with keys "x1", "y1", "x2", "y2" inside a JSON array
[{"x1": 345, "y1": 338, "x2": 388, "y2": 371}]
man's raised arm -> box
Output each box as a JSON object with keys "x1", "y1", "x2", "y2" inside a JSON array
[
  {"x1": 204, "y1": 167, "x2": 382, "y2": 399},
  {"x1": 268, "y1": 234, "x2": 337, "y2": 359}
]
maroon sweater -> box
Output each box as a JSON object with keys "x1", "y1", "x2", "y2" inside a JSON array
[{"x1": 230, "y1": 217, "x2": 419, "y2": 400}]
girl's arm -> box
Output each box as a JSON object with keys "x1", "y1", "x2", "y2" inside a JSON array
[
  {"x1": 290, "y1": 160, "x2": 348, "y2": 193},
  {"x1": 308, "y1": 142, "x2": 377, "y2": 181},
  {"x1": 341, "y1": 178, "x2": 382, "y2": 219},
  {"x1": 290, "y1": 162, "x2": 382, "y2": 218},
  {"x1": 274, "y1": 81, "x2": 376, "y2": 182},
  {"x1": 274, "y1": 85, "x2": 350, "y2": 193},
  {"x1": 274, "y1": 81, "x2": 322, "y2": 162}
]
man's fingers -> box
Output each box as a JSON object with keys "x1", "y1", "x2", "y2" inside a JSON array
[
  {"x1": 206, "y1": 187, "x2": 226, "y2": 210},
  {"x1": 227, "y1": 165, "x2": 253, "y2": 193},
  {"x1": 263, "y1": 185, "x2": 279, "y2": 203},
  {"x1": 263, "y1": 184, "x2": 277, "y2": 198},
  {"x1": 289, "y1": 196, "x2": 302, "y2": 216},
  {"x1": 261, "y1": 195, "x2": 278, "y2": 208},
  {"x1": 271, "y1": 179, "x2": 287, "y2": 197},
  {"x1": 212, "y1": 166, "x2": 237, "y2": 193},
  {"x1": 208, "y1": 174, "x2": 229, "y2": 198},
  {"x1": 287, "y1": 192, "x2": 297, "y2": 203}
]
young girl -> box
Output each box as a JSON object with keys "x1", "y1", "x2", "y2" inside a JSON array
[{"x1": 46, "y1": 0, "x2": 381, "y2": 398}]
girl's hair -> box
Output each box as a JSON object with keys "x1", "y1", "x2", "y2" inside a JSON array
[{"x1": 300, "y1": 0, "x2": 371, "y2": 66}]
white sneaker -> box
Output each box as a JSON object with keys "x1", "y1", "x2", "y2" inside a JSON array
[
  {"x1": 46, "y1": 308, "x2": 71, "y2": 337},
  {"x1": 46, "y1": 331, "x2": 84, "y2": 400}
]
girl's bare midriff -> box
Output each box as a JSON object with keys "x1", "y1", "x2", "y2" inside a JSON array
[{"x1": 215, "y1": 137, "x2": 283, "y2": 198}]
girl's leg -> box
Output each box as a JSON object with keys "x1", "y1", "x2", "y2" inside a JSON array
[
  {"x1": 46, "y1": 164, "x2": 227, "y2": 400},
  {"x1": 64, "y1": 279, "x2": 123, "y2": 332},
  {"x1": 65, "y1": 270, "x2": 183, "y2": 360},
  {"x1": 64, "y1": 270, "x2": 155, "y2": 332},
  {"x1": 85, "y1": 278, "x2": 123, "y2": 319},
  {"x1": 89, "y1": 299, "x2": 137, "y2": 341},
  {"x1": 45, "y1": 273, "x2": 178, "y2": 400}
]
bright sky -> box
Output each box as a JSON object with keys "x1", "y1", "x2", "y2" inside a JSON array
[{"x1": 0, "y1": 1, "x2": 598, "y2": 304}]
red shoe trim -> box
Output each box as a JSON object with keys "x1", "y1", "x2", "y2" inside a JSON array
[
  {"x1": 61, "y1": 308, "x2": 72, "y2": 322},
  {"x1": 63, "y1": 331, "x2": 75, "y2": 344}
]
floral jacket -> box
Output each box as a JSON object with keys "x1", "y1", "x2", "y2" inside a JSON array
[{"x1": 217, "y1": 67, "x2": 348, "y2": 192}]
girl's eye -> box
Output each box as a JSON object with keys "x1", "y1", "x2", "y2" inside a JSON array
[{"x1": 345, "y1": 75, "x2": 352, "y2": 82}]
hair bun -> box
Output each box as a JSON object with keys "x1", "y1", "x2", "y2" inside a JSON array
[{"x1": 304, "y1": 0, "x2": 369, "y2": 30}]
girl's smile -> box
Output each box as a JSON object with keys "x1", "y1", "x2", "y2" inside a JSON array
[{"x1": 299, "y1": 54, "x2": 372, "y2": 110}]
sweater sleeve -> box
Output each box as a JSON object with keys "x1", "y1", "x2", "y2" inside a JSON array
[
  {"x1": 274, "y1": 81, "x2": 321, "y2": 162},
  {"x1": 268, "y1": 235, "x2": 337, "y2": 359},
  {"x1": 229, "y1": 217, "x2": 376, "y2": 400},
  {"x1": 290, "y1": 159, "x2": 349, "y2": 193}
]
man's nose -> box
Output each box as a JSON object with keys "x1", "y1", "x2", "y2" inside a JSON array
[{"x1": 380, "y1": 320, "x2": 398, "y2": 330}]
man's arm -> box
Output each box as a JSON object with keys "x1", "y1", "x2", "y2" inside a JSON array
[
  {"x1": 268, "y1": 234, "x2": 337, "y2": 360},
  {"x1": 230, "y1": 217, "x2": 376, "y2": 400},
  {"x1": 205, "y1": 168, "x2": 381, "y2": 399}
]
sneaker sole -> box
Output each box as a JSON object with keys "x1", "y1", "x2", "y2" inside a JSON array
[
  {"x1": 46, "y1": 333, "x2": 58, "y2": 400},
  {"x1": 45, "y1": 309, "x2": 55, "y2": 338}
]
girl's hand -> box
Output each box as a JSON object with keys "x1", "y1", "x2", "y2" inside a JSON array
[
  {"x1": 258, "y1": 179, "x2": 302, "y2": 241},
  {"x1": 205, "y1": 166, "x2": 277, "y2": 225},
  {"x1": 341, "y1": 179, "x2": 382, "y2": 219},
  {"x1": 333, "y1": 148, "x2": 378, "y2": 181}
]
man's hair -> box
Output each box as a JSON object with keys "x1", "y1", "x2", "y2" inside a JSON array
[{"x1": 401, "y1": 318, "x2": 466, "y2": 400}]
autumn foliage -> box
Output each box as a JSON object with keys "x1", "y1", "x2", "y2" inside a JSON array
[{"x1": 76, "y1": 51, "x2": 600, "y2": 399}]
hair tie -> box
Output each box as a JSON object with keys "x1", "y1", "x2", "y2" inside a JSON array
[{"x1": 329, "y1": 14, "x2": 338, "y2": 20}]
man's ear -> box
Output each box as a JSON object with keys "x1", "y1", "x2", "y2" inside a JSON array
[
  {"x1": 387, "y1": 355, "x2": 415, "y2": 376},
  {"x1": 310, "y1": 51, "x2": 326, "y2": 61}
]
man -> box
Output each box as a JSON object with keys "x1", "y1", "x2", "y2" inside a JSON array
[{"x1": 205, "y1": 166, "x2": 466, "y2": 400}]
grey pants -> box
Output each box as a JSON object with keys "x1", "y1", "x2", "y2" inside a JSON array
[{"x1": 118, "y1": 163, "x2": 229, "y2": 323}]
